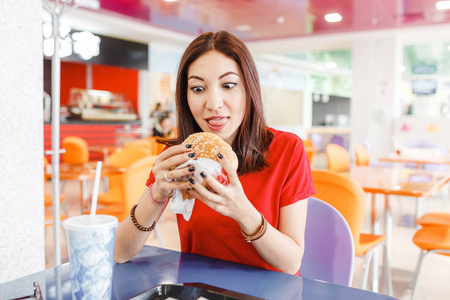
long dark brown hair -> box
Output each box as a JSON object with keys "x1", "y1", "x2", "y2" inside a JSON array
[{"x1": 163, "y1": 30, "x2": 272, "y2": 175}]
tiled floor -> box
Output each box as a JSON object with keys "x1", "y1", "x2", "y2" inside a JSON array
[{"x1": 45, "y1": 172, "x2": 450, "y2": 300}]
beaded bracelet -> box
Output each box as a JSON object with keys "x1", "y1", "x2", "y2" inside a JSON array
[
  {"x1": 241, "y1": 212, "x2": 268, "y2": 243},
  {"x1": 130, "y1": 204, "x2": 156, "y2": 232},
  {"x1": 147, "y1": 183, "x2": 169, "y2": 206}
]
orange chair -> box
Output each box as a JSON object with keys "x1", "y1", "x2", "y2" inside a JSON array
[
  {"x1": 311, "y1": 170, "x2": 392, "y2": 295},
  {"x1": 88, "y1": 155, "x2": 164, "y2": 246},
  {"x1": 410, "y1": 226, "x2": 450, "y2": 300},
  {"x1": 146, "y1": 136, "x2": 166, "y2": 156},
  {"x1": 326, "y1": 143, "x2": 350, "y2": 172},
  {"x1": 303, "y1": 139, "x2": 315, "y2": 163},
  {"x1": 353, "y1": 143, "x2": 370, "y2": 166},
  {"x1": 62, "y1": 136, "x2": 89, "y2": 164},
  {"x1": 417, "y1": 213, "x2": 450, "y2": 228},
  {"x1": 97, "y1": 147, "x2": 149, "y2": 205}
]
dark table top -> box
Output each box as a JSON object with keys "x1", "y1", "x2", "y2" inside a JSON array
[{"x1": 0, "y1": 245, "x2": 397, "y2": 300}]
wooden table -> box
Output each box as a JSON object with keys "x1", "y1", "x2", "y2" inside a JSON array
[
  {"x1": 88, "y1": 145, "x2": 122, "y2": 161},
  {"x1": 350, "y1": 165, "x2": 450, "y2": 258},
  {"x1": 379, "y1": 153, "x2": 450, "y2": 168},
  {"x1": 45, "y1": 162, "x2": 125, "y2": 212}
]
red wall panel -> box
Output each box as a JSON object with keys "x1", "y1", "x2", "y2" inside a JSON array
[
  {"x1": 91, "y1": 64, "x2": 139, "y2": 114},
  {"x1": 60, "y1": 62, "x2": 87, "y2": 107}
]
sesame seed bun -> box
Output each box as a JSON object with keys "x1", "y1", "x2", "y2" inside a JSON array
[{"x1": 183, "y1": 132, "x2": 238, "y2": 170}]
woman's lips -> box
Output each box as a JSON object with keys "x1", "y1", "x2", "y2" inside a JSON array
[{"x1": 205, "y1": 117, "x2": 228, "y2": 131}]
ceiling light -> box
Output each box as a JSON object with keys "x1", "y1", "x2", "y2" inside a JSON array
[
  {"x1": 436, "y1": 1, "x2": 450, "y2": 10},
  {"x1": 325, "y1": 62, "x2": 337, "y2": 69},
  {"x1": 72, "y1": 31, "x2": 101, "y2": 60},
  {"x1": 399, "y1": 65, "x2": 406, "y2": 73},
  {"x1": 236, "y1": 24, "x2": 252, "y2": 31},
  {"x1": 164, "y1": 0, "x2": 179, "y2": 2},
  {"x1": 277, "y1": 16, "x2": 285, "y2": 24},
  {"x1": 324, "y1": 13, "x2": 342, "y2": 23}
]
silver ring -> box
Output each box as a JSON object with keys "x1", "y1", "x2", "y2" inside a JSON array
[
  {"x1": 164, "y1": 172, "x2": 172, "y2": 182},
  {"x1": 220, "y1": 188, "x2": 228, "y2": 197}
]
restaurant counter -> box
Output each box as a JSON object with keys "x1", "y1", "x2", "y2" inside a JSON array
[
  {"x1": 1, "y1": 246, "x2": 396, "y2": 300},
  {"x1": 44, "y1": 121, "x2": 145, "y2": 161}
]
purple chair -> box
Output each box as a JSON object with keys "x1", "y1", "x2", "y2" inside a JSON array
[{"x1": 300, "y1": 197, "x2": 355, "y2": 287}]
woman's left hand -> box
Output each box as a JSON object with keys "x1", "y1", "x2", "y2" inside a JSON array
[{"x1": 186, "y1": 154, "x2": 255, "y2": 222}]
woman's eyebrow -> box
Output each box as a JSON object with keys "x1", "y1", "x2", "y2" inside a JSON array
[
  {"x1": 219, "y1": 71, "x2": 239, "y2": 79},
  {"x1": 188, "y1": 75, "x2": 204, "y2": 81}
]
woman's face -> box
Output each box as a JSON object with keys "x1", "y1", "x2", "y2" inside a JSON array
[{"x1": 187, "y1": 50, "x2": 246, "y2": 145}]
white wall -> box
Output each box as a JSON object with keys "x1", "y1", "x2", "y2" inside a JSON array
[
  {"x1": 351, "y1": 36, "x2": 402, "y2": 160},
  {"x1": 0, "y1": 0, "x2": 45, "y2": 284}
]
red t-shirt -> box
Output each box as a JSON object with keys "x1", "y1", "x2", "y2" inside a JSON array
[{"x1": 147, "y1": 127, "x2": 316, "y2": 273}]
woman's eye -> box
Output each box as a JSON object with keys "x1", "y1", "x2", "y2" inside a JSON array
[
  {"x1": 223, "y1": 82, "x2": 236, "y2": 89},
  {"x1": 190, "y1": 86, "x2": 205, "y2": 93}
]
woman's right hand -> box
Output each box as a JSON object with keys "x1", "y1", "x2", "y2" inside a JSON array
[{"x1": 150, "y1": 143, "x2": 197, "y2": 201}]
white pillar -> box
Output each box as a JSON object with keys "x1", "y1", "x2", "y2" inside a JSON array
[
  {"x1": 0, "y1": 0, "x2": 45, "y2": 284},
  {"x1": 351, "y1": 36, "x2": 402, "y2": 160}
]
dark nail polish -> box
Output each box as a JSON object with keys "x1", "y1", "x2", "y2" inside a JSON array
[
  {"x1": 188, "y1": 178, "x2": 196, "y2": 185},
  {"x1": 188, "y1": 152, "x2": 196, "y2": 158},
  {"x1": 200, "y1": 171, "x2": 207, "y2": 178},
  {"x1": 188, "y1": 166, "x2": 195, "y2": 172},
  {"x1": 185, "y1": 144, "x2": 193, "y2": 149},
  {"x1": 187, "y1": 188, "x2": 191, "y2": 191},
  {"x1": 218, "y1": 153, "x2": 223, "y2": 159}
]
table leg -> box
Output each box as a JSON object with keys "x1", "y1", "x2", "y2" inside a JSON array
[
  {"x1": 384, "y1": 195, "x2": 393, "y2": 295},
  {"x1": 81, "y1": 179, "x2": 90, "y2": 213},
  {"x1": 416, "y1": 197, "x2": 424, "y2": 228},
  {"x1": 371, "y1": 193, "x2": 380, "y2": 293}
]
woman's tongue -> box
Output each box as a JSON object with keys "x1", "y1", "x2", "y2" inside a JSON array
[
  {"x1": 206, "y1": 117, "x2": 227, "y2": 130},
  {"x1": 207, "y1": 117, "x2": 227, "y2": 126}
]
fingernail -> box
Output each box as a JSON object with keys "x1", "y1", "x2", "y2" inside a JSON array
[
  {"x1": 188, "y1": 152, "x2": 196, "y2": 158},
  {"x1": 185, "y1": 144, "x2": 193, "y2": 149},
  {"x1": 200, "y1": 171, "x2": 207, "y2": 178},
  {"x1": 187, "y1": 188, "x2": 191, "y2": 191},
  {"x1": 188, "y1": 166, "x2": 195, "y2": 172},
  {"x1": 188, "y1": 178, "x2": 195, "y2": 185},
  {"x1": 218, "y1": 153, "x2": 223, "y2": 159}
]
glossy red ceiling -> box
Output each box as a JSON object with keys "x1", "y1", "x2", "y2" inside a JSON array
[{"x1": 97, "y1": 0, "x2": 450, "y2": 41}]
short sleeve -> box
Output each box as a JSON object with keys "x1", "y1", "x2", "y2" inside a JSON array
[{"x1": 279, "y1": 138, "x2": 316, "y2": 207}]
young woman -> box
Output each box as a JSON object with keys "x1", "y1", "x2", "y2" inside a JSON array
[{"x1": 114, "y1": 31, "x2": 316, "y2": 275}]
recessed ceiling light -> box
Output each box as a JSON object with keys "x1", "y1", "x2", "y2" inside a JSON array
[
  {"x1": 236, "y1": 24, "x2": 252, "y2": 31},
  {"x1": 164, "y1": 0, "x2": 178, "y2": 2},
  {"x1": 324, "y1": 13, "x2": 342, "y2": 23},
  {"x1": 436, "y1": 1, "x2": 450, "y2": 10},
  {"x1": 277, "y1": 16, "x2": 285, "y2": 24}
]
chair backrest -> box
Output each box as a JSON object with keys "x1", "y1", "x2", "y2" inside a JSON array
[
  {"x1": 146, "y1": 136, "x2": 166, "y2": 156},
  {"x1": 311, "y1": 169, "x2": 366, "y2": 253},
  {"x1": 62, "y1": 136, "x2": 89, "y2": 164},
  {"x1": 326, "y1": 143, "x2": 350, "y2": 172},
  {"x1": 121, "y1": 155, "x2": 157, "y2": 221},
  {"x1": 300, "y1": 197, "x2": 355, "y2": 287},
  {"x1": 303, "y1": 139, "x2": 315, "y2": 163},
  {"x1": 106, "y1": 147, "x2": 149, "y2": 168},
  {"x1": 329, "y1": 135, "x2": 346, "y2": 148},
  {"x1": 353, "y1": 143, "x2": 370, "y2": 166}
]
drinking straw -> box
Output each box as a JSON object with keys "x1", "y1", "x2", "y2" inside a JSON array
[{"x1": 90, "y1": 161, "x2": 103, "y2": 218}]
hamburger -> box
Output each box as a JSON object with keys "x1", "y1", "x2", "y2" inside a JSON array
[
  {"x1": 181, "y1": 132, "x2": 238, "y2": 199},
  {"x1": 183, "y1": 132, "x2": 238, "y2": 170}
]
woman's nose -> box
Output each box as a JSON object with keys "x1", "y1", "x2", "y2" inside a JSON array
[{"x1": 205, "y1": 88, "x2": 224, "y2": 110}]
